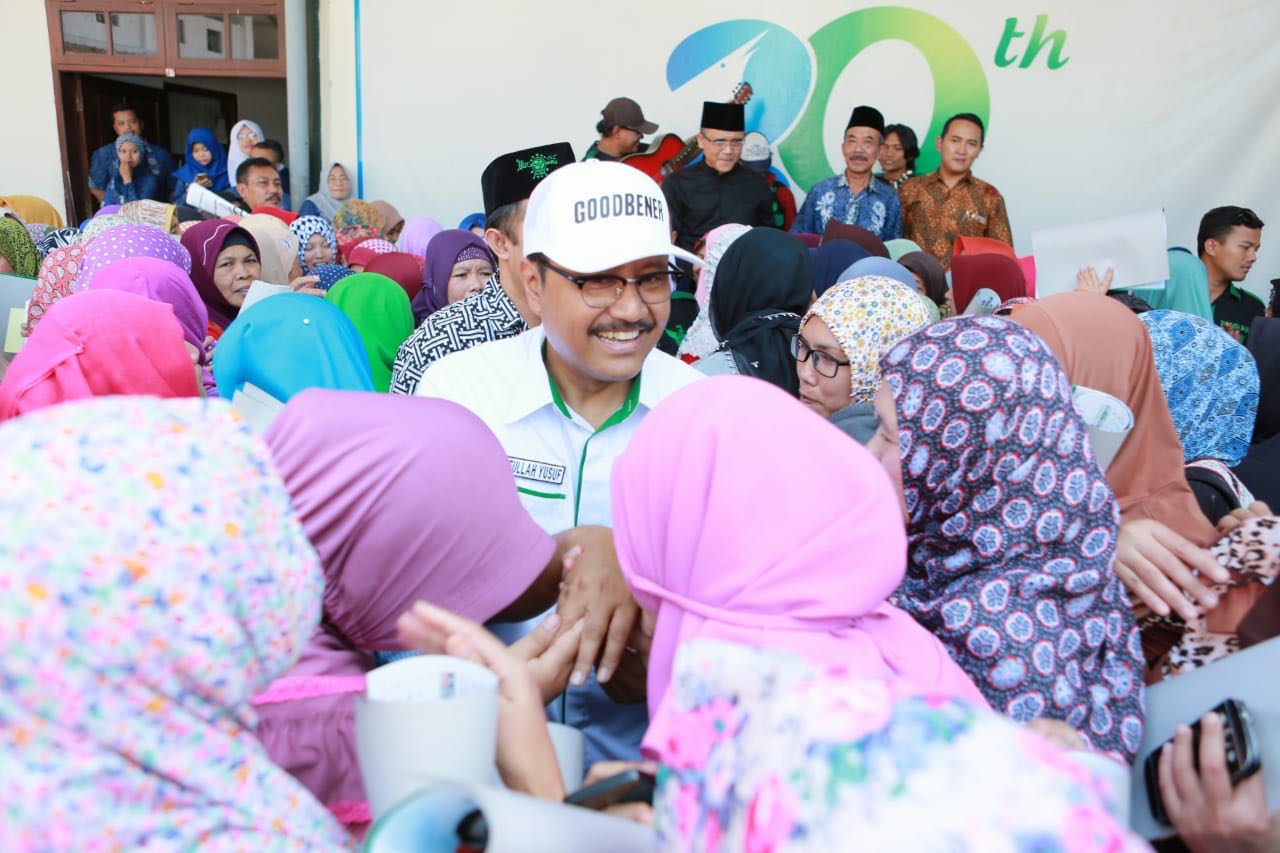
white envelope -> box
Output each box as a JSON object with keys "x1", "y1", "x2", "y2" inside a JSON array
[
  {"x1": 239, "y1": 280, "x2": 292, "y2": 313},
  {"x1": 229, "y1": 382, "x2": 284, "y2": 433},
  {"x1": 1032, "y1": 210, "x2": 1169, "y2": 298},
  {"x1": 1072, "y1": 386, "x2": 1134, "y2": 471}
]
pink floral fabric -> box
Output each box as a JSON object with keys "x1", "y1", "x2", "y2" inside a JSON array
[
  {"x1": 0, "y1": 397, "x2": 350, "y2": 850},
  {"x1": 655, "y1": 639, "x2": 1146, "y2": 852}
]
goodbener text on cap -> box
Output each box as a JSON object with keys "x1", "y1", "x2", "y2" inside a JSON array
[{"x1": 572, "y1": 192, "x2": 666, "y2": 225}]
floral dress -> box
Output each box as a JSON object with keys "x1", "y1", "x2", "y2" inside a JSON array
[{"x1": 654, "y1": 639, "x2": 1146, "y2": 852}]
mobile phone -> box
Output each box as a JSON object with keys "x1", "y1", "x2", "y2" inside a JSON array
[
  {"x1": 564, "y1": 769, "x2": 656, "y2": 810},
  {"x1": 1145, "y1": 698, "x2": 1261, "y2": 825},
  {"x1": 455, "y1": 809, "x2": 487, "y2": 850},
  {"x1": 195, "y1": 172, "x2": 208, "y2": 181}
]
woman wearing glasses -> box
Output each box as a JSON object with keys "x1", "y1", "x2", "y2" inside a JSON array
[{"x1": 794, "y1": 275, "x2": 934, "y2": 441}]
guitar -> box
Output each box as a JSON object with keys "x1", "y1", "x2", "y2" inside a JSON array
[{"x1": 622, "y1": 82, "x2": 753, "y2": 185}]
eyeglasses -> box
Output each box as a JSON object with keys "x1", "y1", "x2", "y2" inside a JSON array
[
  {"x1": 791, "y1": 334, "x2": 850, "y2": 378},
  {"x1": 700, "y1": 133, "x2": 745, "y2": 150},
  {"x1": 534, "y1": 255, "x2": 678, "y2": 309}
]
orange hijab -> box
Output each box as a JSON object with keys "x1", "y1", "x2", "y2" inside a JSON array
[{"x1": 1013, "y1": 292, "x2": 1218, "y2": 546}]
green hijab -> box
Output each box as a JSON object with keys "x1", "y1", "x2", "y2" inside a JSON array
[
  {"x1": 1131, "y1": 248, "x2": 1213, "y2": 322},
  {"x1": 884, "y1": 238, "x2": 922, "y2": 261},
  {"x1": 0, "y1": 215, "x2": 40, "y2": 277},
  {"x1": 324, "y1": 272, "x2": 415, "y2": 392}
]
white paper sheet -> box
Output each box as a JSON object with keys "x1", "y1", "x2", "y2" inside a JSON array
[
  {"x1": 1072, "y1": 386, "x2": 1134, "y2": 471},
  {"x1": 238, "y1": 280, "x2": 291, "y2": 314},
  {"x1": 229, "y1": 382, "x2": 284, "y2": 433},
  {"x1": 184, "y1": 183, "x2": 248, "y2": 219},
  {"x1": 364, "y1": 780, "x2": 656, "y2": 853},
  {"x1": 1032, "y1": 210, "x2": 1169, "y2": 298}
]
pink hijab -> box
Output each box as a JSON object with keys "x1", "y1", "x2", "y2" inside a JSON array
[
  {"x1": 255, "y1": 389, "x2": 555, "y2": 829},
  {"x1": 609, "y1": 376, "x2": 987, "y2": 760},
  {"x1": 0, "y1": 291, "x2": 198, "y2": 421}
]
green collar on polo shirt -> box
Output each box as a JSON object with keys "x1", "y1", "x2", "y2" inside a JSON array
[{"x1": 543, "y1": 341, "x2": 642, "y2": 430}]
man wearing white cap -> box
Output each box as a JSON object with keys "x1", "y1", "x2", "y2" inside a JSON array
[{"x1": 416, "y1": 161, "x2": 703, "y2": 765}]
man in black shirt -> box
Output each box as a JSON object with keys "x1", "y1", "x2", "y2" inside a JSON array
[
  {"x1": 1199, "y1": 206, "x2": 1265, "y2": 342},
  {"x1": 583, "y1": 98, "x2": 657, "y2": 162},
  {"x1": 661, "y1": 101, "x2": 773, "y2": 253}
]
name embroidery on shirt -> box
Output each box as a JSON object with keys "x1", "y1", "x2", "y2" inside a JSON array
[{"x1": 509, "y1": 456, "x2": 567, "y2": 485}]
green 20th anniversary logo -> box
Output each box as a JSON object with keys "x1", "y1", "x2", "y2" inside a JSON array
[{"x1": 667, "y1": 9, "x2": 1069, "y2": 189}]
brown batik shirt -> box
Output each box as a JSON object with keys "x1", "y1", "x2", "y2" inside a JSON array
[{"x1": 899, "y1": 171, "x2": 1013, "y2": 268}]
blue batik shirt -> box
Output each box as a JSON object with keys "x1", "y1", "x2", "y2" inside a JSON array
[
  {"x1": 89, "y1": 141, "x2": 175, "y2": 200},
  {"x1": 792, "y1": 173, "x2": 902, "y2": 239}
]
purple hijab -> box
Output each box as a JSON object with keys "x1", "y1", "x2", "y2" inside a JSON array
[
  {"x1": 254, "y1": 389, "x2": 555, "y2": 824},
  {"x1": 412, "y1": 229, "x2": 494, "y2": 322},
  {"x1": 397, "y1": 216, "x2": 444, "y2": 265},
  {"x1": 180, "y1": 219, "x2": 261, "y2": 332},
  {"x1": 77, "y1": 223, "x2": 193, "y2": 291}
]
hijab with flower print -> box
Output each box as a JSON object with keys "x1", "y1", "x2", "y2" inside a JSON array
[
  {"x1": 803, "y1": 275, "x2": 933, "y2": 404},
  {"x1": 881, "y1": 315, "x2": 1145, "y2": 761},
  {"x1": 0, "y1": 396, "x2": 349, "y2": 850}
]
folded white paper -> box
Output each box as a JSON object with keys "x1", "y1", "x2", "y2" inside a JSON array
[
  {"x1": 239, "y1": 280, "x2": 291, "y2": 313},
  {"x1": 229, "y1": 382, "x2": 283, "y2": 433},
  {"x1": 1072, "y1": 386, "x2": 1134, "y2": 471},
  {"x1": 364, "y1": 779, "x2": 656, "y2": 853},
  {"x1": 1032, "y1": 210, "x2": 1169, "y2": 298},
  {"x1": 184, "y1": 183, "x2": 248, "y2": 219}
]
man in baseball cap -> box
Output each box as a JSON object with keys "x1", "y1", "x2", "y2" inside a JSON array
[
  {"x1": 583, "y1": 97, "x2": 659, "y2": 162},
  {"x1": 416, "y1": 161, "x2": 703, "y2": 765}
]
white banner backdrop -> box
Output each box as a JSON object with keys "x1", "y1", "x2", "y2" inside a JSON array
[{"x1": 355, "y1": 0, "x2": 1279, "y2": 296}]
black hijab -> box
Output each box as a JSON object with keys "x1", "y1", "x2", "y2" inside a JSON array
[
  {"x1": 709, "y1": 228, "x2": 814, "y2": 397},
  {"x1": 1248, "y1": 316, "x2": 1280, "y2": 443}
]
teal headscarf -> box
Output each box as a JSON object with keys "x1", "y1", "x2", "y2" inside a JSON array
[
  {"x1": 1131, "y1": 249, "x2": 1213, "y2": 322},
  {"x1": 884, "y1": 238, "x2": 922, "y2": 261},
  {"x1": 214, "y1": 293, "x2": 373, "y2": 402}
]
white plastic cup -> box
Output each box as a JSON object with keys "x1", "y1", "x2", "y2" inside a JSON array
[{"x1": 354, "y1": 656, "x2": 499, "y2": 819}]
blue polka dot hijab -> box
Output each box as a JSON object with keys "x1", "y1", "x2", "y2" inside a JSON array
[
  {"x1": 880, "y1": 315, "x2": 1145, "y2": 761},
  {"x1": 1140, "y1": 309, "x2": 1259, "y2": 467}
]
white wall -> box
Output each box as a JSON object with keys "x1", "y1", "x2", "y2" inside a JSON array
[
  {"x1": 1, "y1": 1, "x2": 70, "y2": 215},
  {"x1": 316, "y1": 0, "x2": 358, "y2": 199}
]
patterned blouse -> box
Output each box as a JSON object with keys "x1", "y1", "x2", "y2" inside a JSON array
[
  {"x1": 390, "y1": 273, "x2": 526, "y2": 395},
  {"x1": 654, "y1": 639, "x2": 1144, "y2": 852},
  {"x1": 898, "y1": 170, "x2": 1013, "y2": 268}
]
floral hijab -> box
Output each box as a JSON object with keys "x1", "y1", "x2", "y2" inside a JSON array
[
  {"x1": 1140, "y1": 309, "x2": 1259, "y2": 467},
  {"x1": 25, "y1": 244, "x2": 85, "y2": 332},
  {"x1": 0, "y1": 396, "x2": 348, "y2": 849},
  {"x1": 881, "y1": 316, "x2": 1145, "y2": 761},
  {"x1": 333, "y1": 199, "x2": 385, "y2": 236},
  {"x1": 803, "y1": 275, "x2": 932, "y2": 404},
  {"x1": 655, "y1": 639, "x2": 1143, "y2": 851},
  {"x1": 0, "y1": 215, "x2": 40, "y2": 277}
]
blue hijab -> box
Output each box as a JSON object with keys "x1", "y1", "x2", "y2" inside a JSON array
[
  {"x1": 811, "y1": 239, "x2": 871, "y2": 298},
  {"x1": 838, "y1": 256, "x2": 917, "y2": 290},
  {"x1": 1140, "y1": 309, "x2": 1260, "y2": 466},
  {"x1": 172, "y1": 128, "x2": 230, "y2": 194},
  {"x1": 214, "y1": 294, "x2": 374, "y2": 402},
  {"x1": 1131, "y1": 248, "x2": 1214, "y2": 323}
]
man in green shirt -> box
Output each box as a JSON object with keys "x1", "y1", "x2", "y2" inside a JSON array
[{"x1": 1199, "y1": 206, "x2": 1265, "y2": 342}]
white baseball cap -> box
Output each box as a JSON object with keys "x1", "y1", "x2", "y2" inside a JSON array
[{"x1": 522, "y1": 160, "x2": 702, "y2": 272}]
